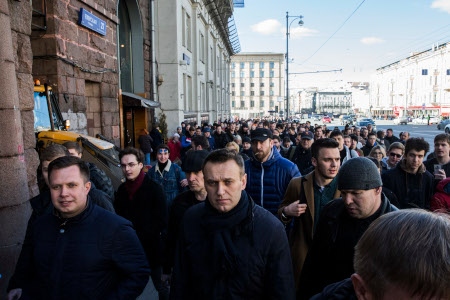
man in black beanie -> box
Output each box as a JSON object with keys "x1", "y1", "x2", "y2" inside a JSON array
[{"x1": 298, "y1": 157, "x2": 398, "y2": 299}]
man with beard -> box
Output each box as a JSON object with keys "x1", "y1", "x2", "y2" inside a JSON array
[
  {"x1": 278, "y1": 138, "x2": 341, "y2": 292},
  {"x1": 245, "y1": 128, "x2": 300, "y2": 215},
  {"x1": 298, "y1": 157, "x2": 397, "y2": 299}
]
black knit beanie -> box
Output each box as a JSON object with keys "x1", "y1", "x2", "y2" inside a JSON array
[{"x1": 337, "y1": 157, "x2": 383, "y2": 190}]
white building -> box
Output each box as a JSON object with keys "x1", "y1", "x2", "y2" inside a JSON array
[
  {"x1": 230, "y1": 53, "x2": 285, "y2": 119},
  {"x1": 156, "y1": 0, "x2": 239, "y2": 130},
  {"x1": 370, "y1": 42, "x2": 450, "y2": 118}
]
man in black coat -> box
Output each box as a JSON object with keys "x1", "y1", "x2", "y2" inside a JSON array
[
  {"x1": 382, "y1": 137, "x2": 434, "y2": 209},
  {"x1": 298, "y1": 157, "x2": 398, "y2": 299},
  {"x1": 7, "y1": 156, "x2": 149, "y2": 300},
  {"x1": 115, "y1": 147, "x2": 168, "y2": 300},
  {"x1": 171, "y1": 149, "x2": 295, "y2": 299}
]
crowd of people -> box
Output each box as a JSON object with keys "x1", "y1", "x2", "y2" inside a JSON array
[{"x1": 6, "y1": 118, "x2": 450, "y2": 299}]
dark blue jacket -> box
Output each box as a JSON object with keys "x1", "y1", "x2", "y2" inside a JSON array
[
  {"x1": 245, "y1": 146, "x2": 301, "y2": 215},
  {"x1": 8, "y1": 200, "x2": 150, "y2": 299}
]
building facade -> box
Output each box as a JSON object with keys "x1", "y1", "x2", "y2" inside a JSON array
[
  {"x1": 371, "y1": 42, "x2": 450, "y2": 118},
  {"x1": 230, "y1": 53, "x2": 285, "y2": 119},
  {"x1": 156, "y1": 0, "x2": 239, "y2": 131}
]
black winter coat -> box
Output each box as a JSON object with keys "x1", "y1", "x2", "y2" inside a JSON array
[
  {"x1": 170, "y1": 192, "x2": 295, "y2": 300},
  {"x1": 115, "y1": 176, "x2": 168, "y2": 267},
  {"x1": 298, "y1": 195, "x2": 397, "y2": 299},
  {"x1": 8, "y1": 200, "x2": 150, "y2": 299},
  {"x1": 382, "y1": 160, "x2": 434, "y2": 209}
]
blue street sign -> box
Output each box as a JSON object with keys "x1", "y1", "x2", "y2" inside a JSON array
[
  {"x1": 78, "y1": 8, "x2": 107, "y2": 36},
  {"x1": 234, "y1": 0, "x2": 245, "y2": 7}
]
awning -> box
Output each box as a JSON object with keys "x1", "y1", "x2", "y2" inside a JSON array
[{"x1": 121, "y1": 92, "x2": 160, "y2": 108}]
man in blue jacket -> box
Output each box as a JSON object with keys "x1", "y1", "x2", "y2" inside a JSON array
[
  {"x1": 245, "y1": 128, "x2": 301, "y2": 215},
  {"x1": 7, "y1": 156, "x2": 150, "y2": 299}
]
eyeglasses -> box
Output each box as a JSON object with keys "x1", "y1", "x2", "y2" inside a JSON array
[
  {"x1": 120, "y1": 162, "x2": 138, "y2": 169},
  {"x1": 389, "y1": 153, "x2": 402, "y2": 158},
  {"x1": 158, "y1": 148, "x2": 169, "y2": 154}
]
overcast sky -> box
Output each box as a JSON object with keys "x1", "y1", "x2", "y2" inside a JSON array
[{"x1": 233, "y1": 0, "x2": 450, "y2": 89}]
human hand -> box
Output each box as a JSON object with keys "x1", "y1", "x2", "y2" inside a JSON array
[
  {"x1": 435, "y1": 168, "x2": 446, "y2": 181},
  {"x1": 284, "y1": 200, "x2": 307, "y2": 217},
  {"x1": 7, "y1": 288, "x2": 22, "y2": 300},
  {"x1": 180, "y1": 179, "x2": 189, "y2": 187}
]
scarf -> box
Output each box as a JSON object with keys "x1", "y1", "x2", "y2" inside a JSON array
[
  {"x1": 201, "y1": 191, "x2": 254, "y2": 281},
  {"x1": 124, "y1": 171, "x2": 145, "y2": 201}
]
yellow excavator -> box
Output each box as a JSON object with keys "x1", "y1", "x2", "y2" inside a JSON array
[{"x1": 33, "y1": 81, "x2": 124, "y2": 196}]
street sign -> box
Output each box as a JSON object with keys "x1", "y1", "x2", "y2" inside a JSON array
[{"x1": 78, "y1": 8, "x2": 107, "y2": 36}]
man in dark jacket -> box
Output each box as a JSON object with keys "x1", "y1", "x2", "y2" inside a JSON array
[
  {"x1": 361, "y1": 131, "x2": 377, "y2": 156},
  {"x1": 382, "y1": 137, "x2": 434, "y2": 209},
  {"x1": 7, "y1": 156, "x2": 150, "y2": 300},
  {"x1": 245, "y1": 128, "x2": 301, "y2": 215},
  {"x1": 115, "y1": 147, "x2": 168, "y2": 300},
  {"x1": 213, "y1": 125, "x2": 230, "y2": 149},
  {"x1": 171, "y1": 149, "x2": 295, "y2": 299},
  {"x1": 298, "y1": 157, "x2": 398, "y2": 299},
  {"x1": 312, "y1": 210, "x2": 450, "y2": 300},
  {"x1": 291, "y1": 131, "x2": 314, "y2": 175}
]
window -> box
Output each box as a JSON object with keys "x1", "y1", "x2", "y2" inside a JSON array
[
  {"x1": 240, "y1": 62, "x2": 245, "y2": 69},
  {"x1": 250, "y1": 100, "x2": 255, "y2": 107},
  {"x1": 250, "y1": 82, "x2": 255, "y2": 87},
  {"x1": 250, "y1": 91, "x2": 255, "y2": 96},
  {"x1": 231, "y1": 62, "x2": 235, "y2": 69},
  {"x1": 250, "y1": 62, "x2": 254, "y2": 69},
  {"x1": 240, "y1": 83, "x2": 244, "y2": 87},
  {"x1": 231, "y1": 72, "x2": 235, "y2": 78},
  {"x1": 240, "y1": 100, "x2": 245, "y2": 107},
  {"x1": 422, "y1": 69, "x2": 428, "y2": 75},
  {"x1": 260, "y1": 91, "x2": 265, "y2": 96},
  {"x1": 270, "y1": 82, "x2": 275, "y2": 87},
  {"x1": 260, "y1": 83, "x2": 265, "y2": 87},
  {"x1": 240, "y1": 91, "x2": 245, "y2": 96},
  {"x1": 232, "y1": 101, "x2": 235, "y2": 107},
  {"x1": 260, "y1": 100, "x2": 265, "y2": 107},
  {"x1": 231, "y1": 83, "x2": 235, "y2": 87},
  {"x1": 250, "y1": 71, "x2": 255, "y2": 78},
  {"x1": 240, "y1": 71, "x2": 245, "y2": 77},
  {"x1": 269, "y1": 61, "x2": 275, "y2": 69},
  {"x1": 185, "y1": 13, "x2": 191, "y2": 50},
  {"x1": 270, "y1": 100, "x2": 274, "y2": 107},
  {"x1": 260, "y1": 62, "x2": 264, "y2": 68},
  {"x1": 270, "y1": 90, "x2": 274, "y2": 96},
  {"x1": 231, "y1": 91, "x2": 235, "y2": 96},
  {"x1": 269, "y1": 71, "x2": 274, "y2": 78},
  {"x1": 199, "y1": 32, "x2": 205, "y2": 62},
  {"x1": 447, "y1": 69, "x2": 450, "y2": 75},
  {"x1": 260, "y1": 71, "x2": 264, "y2": 77}
]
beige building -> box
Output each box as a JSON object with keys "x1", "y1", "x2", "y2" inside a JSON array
[
  {"x1": 371, "y1": 42, "x2": 450, "y2": 117},
  {"x1": 230, "y1": 53, "x2": 285, "y2": 119}
]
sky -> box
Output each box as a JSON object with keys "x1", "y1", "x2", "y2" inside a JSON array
[{"x1": 232, "y1": 0, "x2": 450, "y2": 90}]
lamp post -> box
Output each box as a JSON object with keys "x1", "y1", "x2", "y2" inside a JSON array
[{"x1": 286, "y1": 11, "x2": 303, "y2": 120}]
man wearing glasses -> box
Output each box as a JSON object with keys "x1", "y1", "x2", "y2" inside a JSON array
[
  {"x1": 381, "y1": 142, "x2": 405, "y2": 173},
  {"x1": 115, "y1": 147, "x2": 169, "y2": 300}
]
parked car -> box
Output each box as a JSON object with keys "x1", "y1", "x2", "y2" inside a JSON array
[
  {"x1": 412, "y1": 116, "x2": 440, "y2": 125},
  {"x1": 393, "y1": 116, "x2": 408, "y2": 125},
  {"x1": 445, "y1": 123, "x2": 450, "y2": 134},
  {"x1": 340, "y1": 115, "x2": 353, "y2": 125},
  {"x1": 437, "y1": 119, "x2": 450, "y2": 130},
  {"x1": 312, "y1": 114, "x2": 322, "y2": 121},
  {"x1": 356, "y1": 118, "x2": 377, "y2": 131},
  {"x1": 322, "y1": 116, "x2": 331, "y2": 123}
]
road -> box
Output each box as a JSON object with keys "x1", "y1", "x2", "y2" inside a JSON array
[{"x1": 305, "y1": 119, "x2": 443, "y2": 155}]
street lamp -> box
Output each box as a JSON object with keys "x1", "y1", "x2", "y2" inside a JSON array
[{"x1": 286, "y1": 11, "x2": 303, "y2": 120}]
